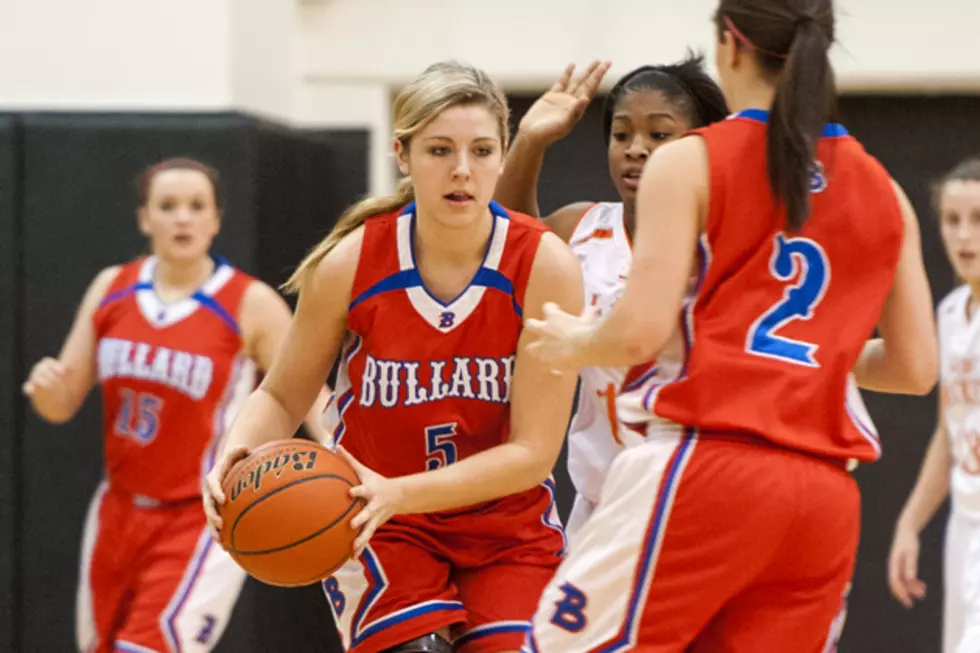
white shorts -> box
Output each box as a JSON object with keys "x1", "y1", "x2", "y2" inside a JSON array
[
  {"x1": 564, "y1": 494, "x2": 596, "y2": 544},
  {"x1": 945, "y1": 510, "x2": 980, "y2": 653}
]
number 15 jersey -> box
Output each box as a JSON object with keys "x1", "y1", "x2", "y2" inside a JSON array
[{"x1": 619, "y1": 110, "x2": 903, "y2": 463}]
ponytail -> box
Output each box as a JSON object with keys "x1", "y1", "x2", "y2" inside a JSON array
[
  {"x1": 282, "y1": 177, "x2": 416, "y2": 294},
  {"x1": 767, "y1": 17, "x2": 834, "y2": 230}
]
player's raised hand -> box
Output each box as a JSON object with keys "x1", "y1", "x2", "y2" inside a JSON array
[
  {"x1": 338, "y1": 445, "x2": 404, "y2": 558},
  {"x1": 887, "y1": 524, "x2": 927, "y2": 608},
  {"x1": 518, "y1": 61, "x2": 612, "y2": 146},
  {"x1": 22, "y1": 357, "x2": 70, "y2": 398}
]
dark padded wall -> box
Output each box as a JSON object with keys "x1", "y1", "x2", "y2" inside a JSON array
[
  {"x1": 0, "y1": 115, "x2": 23, "y2": 653},
  {"x1": 8, "y1": 112, "x2": 365, "y2": 653},
  {"x1": 507, "y1": 93, "x2": 980, "y2": 653}
]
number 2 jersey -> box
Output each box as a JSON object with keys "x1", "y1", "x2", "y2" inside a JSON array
[
  {"x1": 325, "y1": 202, "x2": 565, "y2": 519},
  {"x1": 619, "y1": 109, "x2": 902, "y2": 463},
  {"x1": 93, "y1": 256, "x2": 256, "y2": 502}
]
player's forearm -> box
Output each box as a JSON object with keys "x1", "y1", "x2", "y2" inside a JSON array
[
  {"x1": 28, "y1": 390, "x2": 78, "y2": 424},
  {"x1": 853, "y1": 338, "x2": 936, "y2": 395},
  {"x1": 493, "y1": 132, "x2": 549, "y2": 218},
  {"x1": 302, "y1": 386, "x2": 335, "y2": 446},
  {"x1": 221, "y1": 387, "x2": 300, "y2": 455},
  {"x1": 897, "y1": 426, "x2": 952, "y2": 534},
  {"x1": 393, "y1": 442, "x2": 550, "y2": 514}
]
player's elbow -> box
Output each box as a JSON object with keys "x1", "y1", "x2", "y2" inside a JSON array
[{"x1": 903, "y1": 354, "x2": 938, "y2": 396}]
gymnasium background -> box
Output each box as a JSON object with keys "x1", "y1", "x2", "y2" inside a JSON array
[{"x1": 1, "y1": 0, "x2": 979, "y2": 651}]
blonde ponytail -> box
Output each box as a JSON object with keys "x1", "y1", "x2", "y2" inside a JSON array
[{"x1": 282, "y1": 177, "x2": 415, "y2": 294}]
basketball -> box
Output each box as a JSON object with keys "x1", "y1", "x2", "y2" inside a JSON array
[{"x1": 218, "y1": 439, "x2": 362, "y2": 587}]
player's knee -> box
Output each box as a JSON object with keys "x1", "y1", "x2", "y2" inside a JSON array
[{"x1": 382, "y1": 632, "x2": 454, "y2": 653}]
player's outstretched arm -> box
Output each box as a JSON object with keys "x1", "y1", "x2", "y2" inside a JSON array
[
  {"x1": 888, "y1": 388, "x2": 951, "y2": 607},
  {"x1": 493, "y1": 61, "x2": 609, "y2": 241},
  {"x1": 23, "y1": 266, "x2": 119, "y2": 423},
  {"x1": 240, "y1": 280, "x2": 336, "y2": 444},
  {"x1": 340, "y1": 233, "x2": 583, "y2": 554},
  {"x1": 525, "y1": 137, "x2": 705, "y2": 369},
  {"x1": 853, "y1": 180, "x2": 938, "y2": 395},
  {"x1": 204, "y1": 229, "x2": 359, "y2": 534}
]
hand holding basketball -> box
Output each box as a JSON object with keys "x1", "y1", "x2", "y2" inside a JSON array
[
  {"x1": 203, "y1": 444, "x2": 252, "y2": 538},
  {"x1": 337, "y1": 446, "x2": 405, "y2": 557}
]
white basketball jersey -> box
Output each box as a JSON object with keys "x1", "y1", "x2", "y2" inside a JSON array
[
  {"x1": 939, "y1": 285, "x2": 980, "y2": 519},
  {"x1": 565, "y1": 203, "x2": 682, "y2": 504}
]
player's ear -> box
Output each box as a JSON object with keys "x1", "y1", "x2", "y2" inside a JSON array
[
  {"x1": 394, "y1": 139, "x2": 410, "y2": 176},
  {"x1": 137, "y1": 207, "x2": 152, "y2": 237}
]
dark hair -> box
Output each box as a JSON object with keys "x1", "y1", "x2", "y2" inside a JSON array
[
  {"x1": 136, "y1": 157, "x2": 224, "y2": 210},
  {"x1": 715, "y1": 0, "x2": 835, "y2": 231},
  {"x1": 932, "y1": 156, "x2": 980, "y2": 212},
  {"x1": 602, "y1": 52, "x2": 729, "y2": 143}
]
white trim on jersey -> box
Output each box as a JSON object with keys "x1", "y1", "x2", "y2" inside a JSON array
[
  {"x1": 527, "y1": 427, "x2": 698, "y2": 652},
  {"x1": 135, "y1": 257, "x2": 235, "y2": 329},
  {"x1": 76, "y1": 482, "x2": 108, "y2": 653},
  {"x1": 395, "y1": 209, "x2": 511, "y2": 333},
  {"x1": 158, "y1": 528, "x2": 246, "y2": 653}
]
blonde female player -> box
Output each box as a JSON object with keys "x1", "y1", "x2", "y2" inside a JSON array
[
  {"x1": 494, "y1": 53, "x2": 729, "y2": 538},
  {"x1": 889, "y1": 156, "x2": 980, "y2": 653},
  {"x1": 23, "y1": 157, "x2": 330, "y2": 653},
  {"x1": 203, "y1": 62, "x2": 582, "y2": 653},
  {"x1": 522, "y1": 0, "x2": 938, "y2": 649}
]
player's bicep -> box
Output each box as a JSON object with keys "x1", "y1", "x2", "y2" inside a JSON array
[
  {"x1": 258, "y1": 231, "x2": 362, "y2": 422},
  {"x1": 60, "y1": 266, "x2": 120, "y2": 404},
  {"x1": 509, "y1": 233, "x2": 583, "y2": 461},
  {"x1": 542, "y1": 202, "x2": 594, "y2": 243},
  {"x1": 240, "y1": 281, "x2": 294, "y2": 373},
  {"x1": 877, "y1": 181, "x2": 939, "y2": 392}
]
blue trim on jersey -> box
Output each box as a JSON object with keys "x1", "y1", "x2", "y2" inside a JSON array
[
  {"x1": 98, "y1": 281, "x2": 153, "y2": 308},
  {"x1": 733, "y1": 108, "x2": 848, "y2": 137},
  {"x1": 191, "y1": 290, "x2": 240, "y2": 335},
  {"x1": 349, "y1": 202, "x2": 521, "y2": 315},
  {"x1": 456, "y1": 622, "x2": 531, "y2": 649}
]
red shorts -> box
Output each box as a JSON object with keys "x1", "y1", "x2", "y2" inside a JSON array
[
  {"x1": 527, "y1": 429, "x2": 859, "y2": 653},
  {"x1": 77, "y1": 484, "x2": 245, "y2": 653},
  {"x1": 327, "y1": 482, "x2": 565, "y2": 653}
]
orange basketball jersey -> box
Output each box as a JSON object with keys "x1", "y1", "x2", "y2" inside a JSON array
[
  {"x1": 93, "y1": 257, "x2": 255, "y2": 501},
  {"x1": 620, "y1": 109, "x2": 903, "y2": 462},
  {"x1": 328, "y1": 202, "x2": 547, "y2": 479}
]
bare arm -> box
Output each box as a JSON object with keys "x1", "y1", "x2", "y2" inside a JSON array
[
  {"x1": 527, "y1": 137, "x2": 705, "y2": 369},
  {"x1": 897, "y1": 394, "x2": 952, "y2": 535},
  {"x1": 239, "y1": 280, "x2": 335, "y2": 443},
  {"x1": 217, "y1": 232, "x2": 359, "y2": 457},
  {"x1": 377, "y1": 233, "x2": 584, "y2": 514},
  {"x1": 23, "y1": 266, "x2": 120, "y2": 423},
  {"x1": 853, "y1": 181, "x2": 938, "y2": 395}
]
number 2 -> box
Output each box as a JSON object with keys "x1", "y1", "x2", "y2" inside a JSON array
[
  {"x1": 115, "y1": 389, "x2": 163, "y2": 445},
  {"x1": 425, "y1": 423, "x2": 458, "y2": 470},
  {"x1": 746, "y1": 233, "x2": 830, "y2": 367}
]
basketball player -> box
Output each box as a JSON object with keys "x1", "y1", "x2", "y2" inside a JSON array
[
  {"x1": 23, "y1": 158, "x2": 331, "y2": 653},
  {"x1": 203, "y1": 62, "x2": 582, "y2": 653},
  {"x1": 494, "y1": 54, "x2": 729, "y2": 538},
  {"x1": 889, "y1": 156, "x2": 980, "y2": 653},
  {"x1": 522, "y1": 0, "x2": 938, "y2": 649}
]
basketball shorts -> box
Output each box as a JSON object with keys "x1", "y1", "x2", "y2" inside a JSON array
[
  {"x1": 945, "y1": 509, "x2": 980, "y2": 653},
  {"x1": 326, "y1": 481, "x2": 565, "y2": 653},
  {"x1": 565, "y1": 494, "x2": 596, "y2": 544},
  {"x1": 76, "y1": 483, "x2": 246, "y2": 653},
  {"x1": 526, "y1": 428, "x2": 859, "y2": 653}
]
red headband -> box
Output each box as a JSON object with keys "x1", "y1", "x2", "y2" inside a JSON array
[{"x1": 723, "y1": 15, "x2": 789, "y2": 60}]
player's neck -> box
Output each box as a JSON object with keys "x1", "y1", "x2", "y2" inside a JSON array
[
  {"x1": 622, "y1": 202, "x2": 636, "y2": 240},
  {"x1": 413, "y1": 206, "x2": 494, "y2": 268},
  {"x1": 152, "y1": 255, "x2": 216, "y2": 299},
  {"x1": 726, "y1": 79, "x2": 776, "y2": 115}
]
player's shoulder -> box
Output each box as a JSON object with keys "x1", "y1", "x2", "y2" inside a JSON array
[
  {"x1": 500, "y1": 204, "x2": 550, "y2": 235},
  {"x1": 938, "y1": 284, "x2": 971, "y2": 320}
]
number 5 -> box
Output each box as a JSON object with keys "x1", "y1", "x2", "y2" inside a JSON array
[
  {"x1": 425, "y1": 423, "x2": 458, "y2": 470},
  {"x1": 746, "y1": 233, "x2": 830, "y2": 367}
]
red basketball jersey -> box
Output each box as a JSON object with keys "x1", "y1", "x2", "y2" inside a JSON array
[
  {"x1": 330, "y1": 202, "x2": 547, "y2": 480},
  {"x1": 93, "y1": 257, "x2": 255, "y2": 501},
  {"x1": 620, "y1": 109, "x2": 903, "y2": 462}
]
